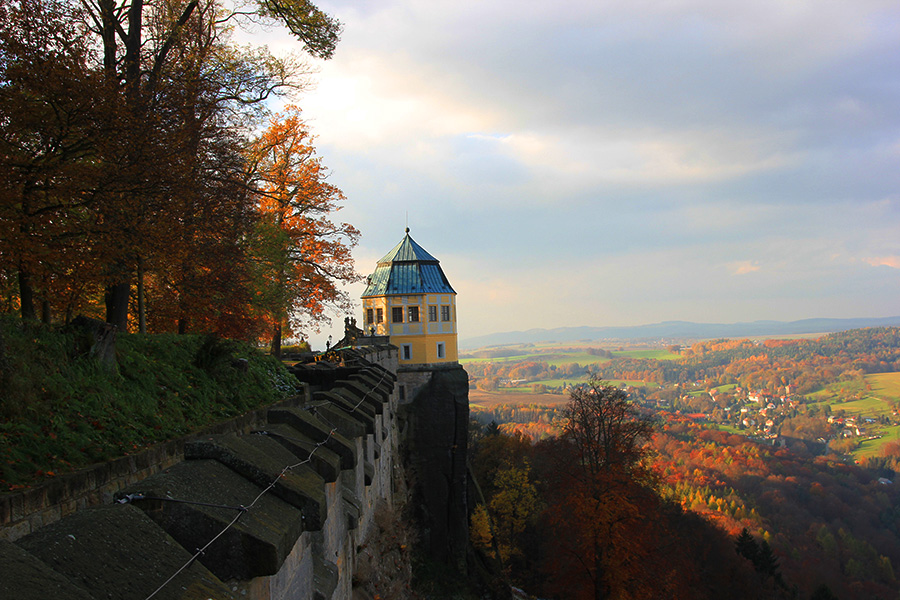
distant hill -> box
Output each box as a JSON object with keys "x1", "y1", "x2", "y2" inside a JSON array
[{"x1": 459, "y1": 316, "x2": 900, "y2": 349}]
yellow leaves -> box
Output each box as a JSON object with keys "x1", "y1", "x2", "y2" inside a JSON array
[{"x1": 470, "y1": 503, "x2": 495, "y2": 558}]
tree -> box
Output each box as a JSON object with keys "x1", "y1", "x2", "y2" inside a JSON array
[
  {"x1": 1, "y1": 0, "x2": 345, "y2": 332},
  {"x1": 247, "y1": 106, "x2": 359, "y2": 356},
  {"x1": 0, "y1": 0, "x2": 105, "y2": 321},
  {"x1": 488, "y1": 462, "x2": 540, "y2": 566},
  {"x1": 77, "y1": 0, "x2": 341, "y2": 329},
  {"x1": 542, "y1": 379, "x2": 657, "y2": 599}
]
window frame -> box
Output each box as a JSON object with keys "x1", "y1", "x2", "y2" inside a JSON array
[
  {"x1": 392, "y1": 307, "x2": 404, "y2": 323},
  {"x1": 428, "y1": 306, "x2": 438, "y2": 322},
  {"x1": 408, "y1": 306, "x2": 420, "y2": 322},
  {"x1": 440, "y1": 305, "x2": 451, "y2": 322}
]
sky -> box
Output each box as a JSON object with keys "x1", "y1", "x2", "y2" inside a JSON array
[{"x1": 245, "y1": 0, "x2": 900, "y2": 349}]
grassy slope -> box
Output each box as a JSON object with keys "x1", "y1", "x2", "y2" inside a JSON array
[{"x1": 0, "y1": 316, "x2": 296, "y2": 490}]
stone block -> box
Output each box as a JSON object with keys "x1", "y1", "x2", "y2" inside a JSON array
[
  {"x1": 268, "y1": 407, "x2": 357, "y2": 471},
  {"x1": 119, "y1": 459, "x2": 305, "y2": 581},
  {"x1": 0, "y1": 539, "x2": 95, "y2": 600},
  {"x1": 0, "y1": 520, "x2": 31, "y2": 542},
  {"x1": 185, "y1": 434, "x2": 327, "y2": 531},
  {"x1": 16, "y1": 504, "x2": 236, "y2": 600},
  {"x1": 257, "y1": 425, "x2": 342, "y2": 483},
  {"x1": 339, "y1": 379, "x2": 387, "y2": 414},
  {"x1": 308, "y1": 401, "x2": 367, "y2": 440},
  {"x1": 313, "y1": 391, "x2": 374, "y2": 435}
]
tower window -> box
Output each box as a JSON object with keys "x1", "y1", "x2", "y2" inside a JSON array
[
  {"x1": 376, "y1": 308, "x2": 383, "y2": 323},
  {"x1": 392, "y1": 307, "x2": 404, "y2": 323},
  {"x1": 401, "y1": 344, "x2": 412, "y2": 360},
  {"x1": 428, "y1": 306, "x2": 438, "y2": 322},
  {"x1": 441, "y1": 305, "x2": 451, "y2": 321},
  {"x1": 408, "y1": 306, "x2": 419, "y2": 322},
  {"x1": 366, "y1": 308, "x2": 374, "y2": 324},
  {"x1": 437, "y1": 342, "x2": 445, "y2": 359}
]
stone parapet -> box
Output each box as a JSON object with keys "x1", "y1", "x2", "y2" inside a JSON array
[
  {"x1": 0, "y1": 391, "x2": 309, "y2": 543},
  {"x1": 0, "y1": 348, "x2": 402, "y2": 600}
]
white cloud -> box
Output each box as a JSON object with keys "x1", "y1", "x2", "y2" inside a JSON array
[{"x1": 268, "y1": 0, "x2": 900, "y2": 346}]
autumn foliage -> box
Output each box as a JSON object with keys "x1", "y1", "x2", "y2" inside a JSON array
[
  {"x1": 0, "y1": 0, "x2": 353, "y2": 345},
  {"x1": 471, "y1": 382, "x2": 769, "y2": 599}
]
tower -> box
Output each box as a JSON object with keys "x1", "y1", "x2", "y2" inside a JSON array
[
  {"x1": 360, "y1": 228, "x2": 458, "y2": 366},
  {"x1": 361, "y1": 228, "x2": 468, "y2": 572}
]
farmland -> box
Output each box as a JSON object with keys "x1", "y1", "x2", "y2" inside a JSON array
[{"x1": 465, "y1": 330, "x2": 900, "y2": 458}]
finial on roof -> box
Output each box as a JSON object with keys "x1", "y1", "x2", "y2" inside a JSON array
[{"x1": 405, "y1": 227, "x2": 410, "y2": 234}]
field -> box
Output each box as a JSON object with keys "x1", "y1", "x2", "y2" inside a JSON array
[
  {"x1": 854, "y1": 424, "x2": 900, "y2": 459},
  {"x1": 469, "y1": 389, "x2": 571, "y2": 407},
  {"x1": 868, "y1": 372, "x2": 900, "y2": 401},
  {"x1": 461, "y1": 342, "x2": 679, "y2": 366},
  {"x1": 808, "y1": 373, "x2": 900, "y2": 419},
  {"x1": 616, "y1": 349, "x2": 681, "y2": 360}
]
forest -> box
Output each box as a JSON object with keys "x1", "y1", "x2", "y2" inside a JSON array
[
  {"x1": 469, "y1": 328, "x2": 900, "y2": 599},
  {"x1": 0, "y1": 0, "x2": 355, "y2": 355}
]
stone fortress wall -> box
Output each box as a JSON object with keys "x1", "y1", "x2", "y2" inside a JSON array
[{"x1": 0, "y1": 346, "x2": 418, "y2": 600}]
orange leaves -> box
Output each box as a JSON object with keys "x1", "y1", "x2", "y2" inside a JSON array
[{"x1": 247, "y1": 106, "x2": 359, "y2": 350}]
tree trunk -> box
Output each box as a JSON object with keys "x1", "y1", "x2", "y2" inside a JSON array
[
  {"x1": 137, "y1": 255, "x2": 146, "y2": 333},
  {"x1": 104, "y1": 281, "x2": 129, "y2": 330},
  {"x1": 41, "y1": 299, "x2": 51, "y2": 324},
  {"x1": 271, "y1": 322, "x2": 282, "y2": 359},
  {"x1": 18, "y1": 266, "x2": 35, "y2": 320}
]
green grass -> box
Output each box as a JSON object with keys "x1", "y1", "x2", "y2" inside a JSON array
[
  {"x1": 532, "y1": 376, "x2": 590, "y2": 388},
  {"x1": 0, "y1": 317, "x2": 297, "y2": 490},
  {"x1": 867, "y1": 372, "x2": 900, "y2": 402},
  {"x1": 686, "y1": 384, "x2": 737, "y2": 397},
  {"x1": 807, "y1": 374, "x2": 900, "y2": 419},
  {"x1": 543, "y1": 352, "x2": 608, "y2": 367},
  {"x1": 831, "y1": 396, "x2": 894, "y2": 417},
  {"x1": 612, "y1": 349, "x2": 681, "y2": 361},
  {"x1": 460, "y1": 352, "x2": 542, "y2": 364},
  {"x1": 853, "y1": 425, "x2": 900, "y2": 460},
  {"x1": 705, "y1": 423, "x2": 745, "y2": 436},
  {"x1": 808, "y1": 378, "x2": 867, "y2": 402}
]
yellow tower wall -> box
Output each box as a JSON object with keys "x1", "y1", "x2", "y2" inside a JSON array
[{"x1": 362, "y1": 293, "x2": 458, "y2": 365}]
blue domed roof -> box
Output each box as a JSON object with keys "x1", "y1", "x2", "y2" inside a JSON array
[{"x1": 361, "y1": 229, "x2": 455, "y2": 297}]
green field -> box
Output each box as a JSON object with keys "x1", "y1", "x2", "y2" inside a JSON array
[
  {"x1": 543, "y1": 352, "x2": 608, "y2": 367},
  {"x1": 832, "y1": 396, "x2": 894, "y2": 417},
  {"x1": 460, "y1": 351, "x2": 545, "y2": 364},
  {"x1": 504, "y1": 376, "x2": 658, "y2": 390},
  {"x1": 705, "y1": 423, "x2": 745, "y2": 436},
  {"x1": 612, "y1": 349, "x2": 681, "y2": 361},
  {"x1": 808, "y1": 373, "x2": 900, "y2": 420},
  {"x1": 853, "y1": 425, "x2": 900, "y2": 459},
  {"x1": 868, "y1": 372, "x2": 900, "y2": 402}
]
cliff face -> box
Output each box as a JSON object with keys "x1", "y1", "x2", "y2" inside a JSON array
[{"x1": 399, "y1": 364, "x2": 470, "y2": 573}]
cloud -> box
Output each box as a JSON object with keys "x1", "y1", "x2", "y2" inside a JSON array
[
  {"x1": 865, "y1": 256, "x2": 900, "y2": 269},
  {"x1": 261, "y1": 0, "x2": 900, "y2": 348},
  {"x1": 728, "y1": 261, "x2": 762, "y2": 275}
]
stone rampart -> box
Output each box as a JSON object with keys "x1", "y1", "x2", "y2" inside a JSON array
[{"x1": 0, "y1": 346, "x2": 401, "y2": 600}]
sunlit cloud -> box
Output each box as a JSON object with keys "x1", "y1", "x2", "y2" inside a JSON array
[
  {"x1": 864, "y1": 256, "x2": 900, "y2": 269},
  {"x1": 729, "y1": 261, "x2": 762, "y2": 275},
  {"x1": 256, "y1": 0, "x2": 900, "y2": 348}
]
